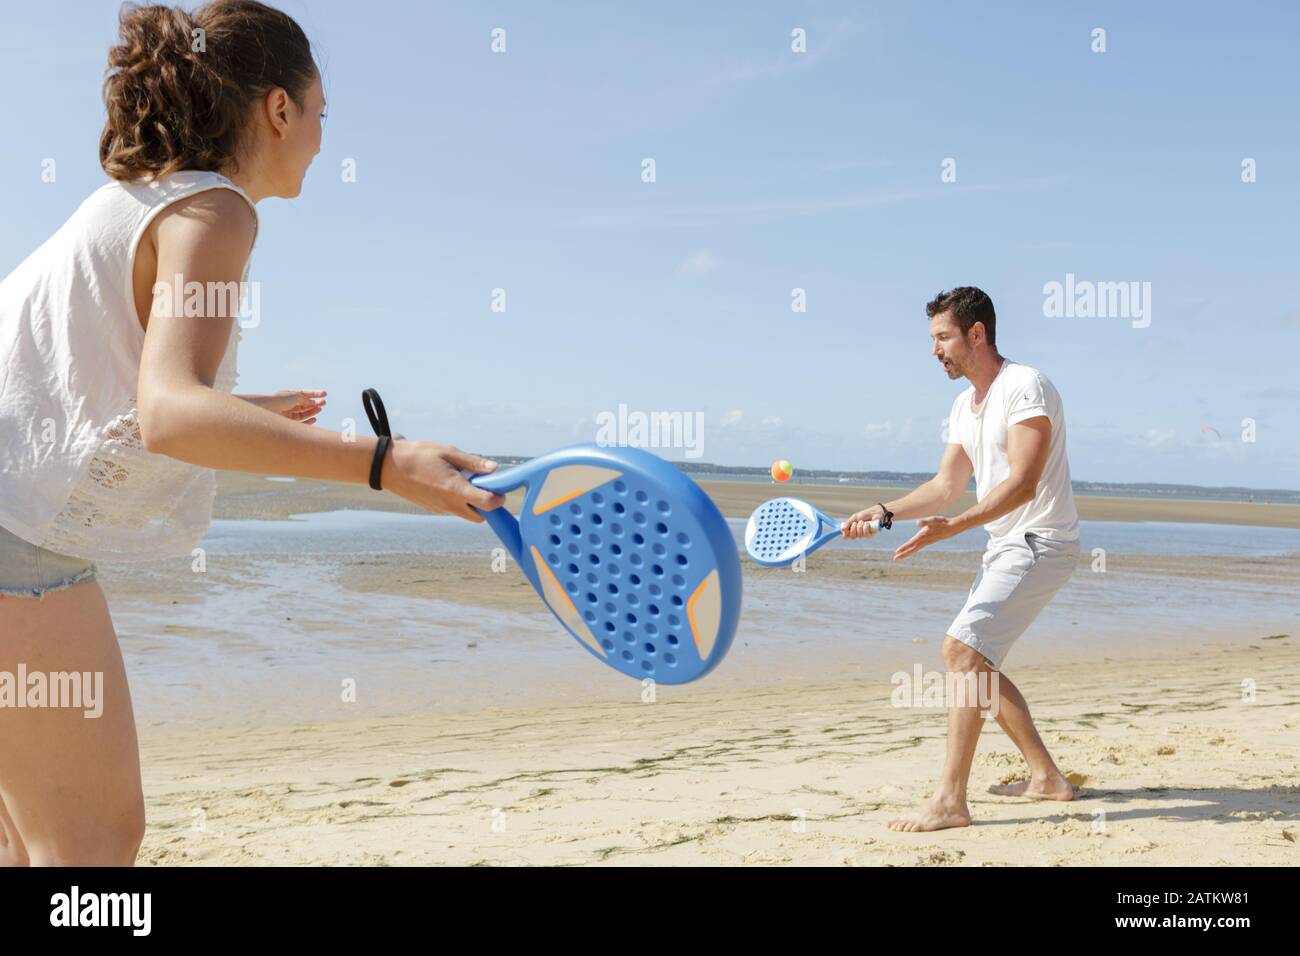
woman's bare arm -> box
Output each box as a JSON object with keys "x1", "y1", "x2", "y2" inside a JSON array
[{"x1": 136, "y1": 190, "x2": 504, "y2": 521}]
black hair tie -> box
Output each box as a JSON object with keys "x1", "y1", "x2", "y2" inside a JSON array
[
  {"x1": 877, "y1": 503, "x2": 894, "y2": 530},
  {"x1": 362, "y1": 388, "x2": 392, "y2": 491}
]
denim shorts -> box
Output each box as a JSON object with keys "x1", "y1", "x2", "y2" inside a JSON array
[
  {"x1": 948, "y1": 531, "x2": 1079, "y2": 669},
  {"x1": 0, "y1": 523, "x2": 98, "y2": 599}
]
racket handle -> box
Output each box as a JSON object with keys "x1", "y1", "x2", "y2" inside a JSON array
[
  {"x1": 837, "y1": 518, "x2": 882, "y2": 534},
  {"x1": 461, "y1": 467, "x2": 523, "y2": 560}
]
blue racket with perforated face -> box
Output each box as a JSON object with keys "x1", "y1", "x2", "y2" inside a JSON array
[
  {"x1": 362, "y1": 389, "x2": 741, "y2": 683},
  {"x1": 466, "y1": 445, "x2": 742, "y2": 684},
  {"x1": 744, "y1": 497, "x2": 888, "y2": 567}
]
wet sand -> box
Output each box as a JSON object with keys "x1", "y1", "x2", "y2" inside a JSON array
[{"x1": 332, "y1": 548, "x2": 1300, "y2": 611}]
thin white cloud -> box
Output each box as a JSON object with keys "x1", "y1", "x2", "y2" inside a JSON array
[
  {"x1": 1126, "y1": 428, "x2": 1181, "y2": 450},
  {"x1": 678, "y1": 248, "x2": 720, "y2": 276},
  {"x1": 1246, "y1": 386, "x2": 1300, "y2": 400},
  {"x1": 599, "y1": 17, "x2": 870, "y2": 141},
  {"x1": 569, "y1": 178, "x2": 1062, "y2": 231},
  {"x1": 863, "y1": 422, "x2": 893, "y2": 439}
]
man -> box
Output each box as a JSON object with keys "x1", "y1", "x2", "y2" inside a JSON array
[{"x1": 843, "y1": 287, "x2": 1080, "y2": 832}]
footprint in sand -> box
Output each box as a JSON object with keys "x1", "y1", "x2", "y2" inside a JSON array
[{"x1": 916, "y1": 848, "x2": 965, "y2": 866}]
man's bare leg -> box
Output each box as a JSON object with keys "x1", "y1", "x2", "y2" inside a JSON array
[
  {"x1": 886, "y1": 635, "x2": 989, "y2": 832},
  {"x1": 986, "y1": 670, "x2": 1074, "y2": 800}
]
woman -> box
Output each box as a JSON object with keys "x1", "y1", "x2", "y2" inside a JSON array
[{"x1": 0, "y1": 0, "x2": 504, "y2": 866}]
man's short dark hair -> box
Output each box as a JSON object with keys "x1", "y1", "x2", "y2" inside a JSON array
[{"x1": 926, "y1": 287, "x2": 996, "y2": 350}]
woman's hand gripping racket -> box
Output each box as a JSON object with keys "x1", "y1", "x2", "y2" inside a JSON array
[
  {"x1": 364, "y1": 389, "x2": 742, "y2": 684},
  {"x1": 744, "y1": 497, "x2": 892, "y2": 567}
]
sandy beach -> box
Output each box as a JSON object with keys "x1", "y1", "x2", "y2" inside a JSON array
[
  {"x1": 137, "y1": 639, "x2": 1299, "y2": 866},
  {"x1": 110, "y1": 473, "x2": 1300, "y2": 866}
]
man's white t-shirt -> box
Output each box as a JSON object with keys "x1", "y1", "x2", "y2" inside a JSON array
[{"x1": 947, "y1": 360, "x2": 1079, "y2": 547}]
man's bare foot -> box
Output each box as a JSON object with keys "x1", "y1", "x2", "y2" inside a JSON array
[
  {"x1": 886, "y1": 795, "x2": 972, "y2": 832},
  {"x1": 988, "y1": 773, "x2": 1075, "y2": 801}
]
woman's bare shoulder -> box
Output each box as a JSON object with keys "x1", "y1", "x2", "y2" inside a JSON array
[{"x1": 152, "y1": 186, "x2": 256, "y2": 264}]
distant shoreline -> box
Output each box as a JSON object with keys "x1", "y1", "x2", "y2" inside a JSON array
[
  {"x1": 701, "y1": 481, "x2": 1300, "y2": 530},
  {"x1": 214, "y1": 472, "x2": 1300, "y2": 530},
  {"x1": 442, "y1": 456, "x2": 1300, "y2": 505},
  {"x1": 679, "y1": 470, "x2": 1300, "y2": 505}
]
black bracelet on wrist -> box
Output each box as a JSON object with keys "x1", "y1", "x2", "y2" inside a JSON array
[
  {"x1": 877, "y1": 503, "x2": 894, "y2": 529},
  {"x1": 369, "y1": 436, "x2": 391, "y2": 490},
  {"x1": 362, "y1": 388, "x2": 393, "y2": 491}
]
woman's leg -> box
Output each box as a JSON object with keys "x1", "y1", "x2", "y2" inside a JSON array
[
  {"x1": 0, "y1": 578, "x2": 145, "y2": 866},
  {"x1": 0, "y1": 791, "x2": 28, "y2": 866}
]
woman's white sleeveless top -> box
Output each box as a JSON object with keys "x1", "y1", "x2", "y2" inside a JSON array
[{"x1": 0, "y1": 171, "x2": 257, "y2": 562}]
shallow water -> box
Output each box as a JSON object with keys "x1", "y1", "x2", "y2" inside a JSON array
[
  {"x1": 99, "y1": 511, "x2": 1300, "y2": 727},
  {"x1": 198, "y1": 508, "x2": 1300, "y2": 558}
]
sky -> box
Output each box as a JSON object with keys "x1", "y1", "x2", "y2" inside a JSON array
[{"x1": 2, "y1": 1, "x2": 1298, "y2": 489}]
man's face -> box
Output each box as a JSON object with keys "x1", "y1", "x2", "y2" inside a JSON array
[{"x1": 930, "y1": 312, "x2": 971, "y2": 380}]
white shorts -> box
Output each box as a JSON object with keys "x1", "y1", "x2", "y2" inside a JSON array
[{"x1": 948, "y1": 532, "x2": 1079, "y2": 669}]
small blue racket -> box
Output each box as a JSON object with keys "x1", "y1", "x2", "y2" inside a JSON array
[
  {"x1": 744, "y1": 497, "x2": 890, "y2": 567},
  {"x1": 362, "y1": 388, "x2": 741, "y2": 684}
]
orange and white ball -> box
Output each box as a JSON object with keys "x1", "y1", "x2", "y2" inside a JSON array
[{"x1": 770, "y1": 459, "x2": 794, "y2": 482}]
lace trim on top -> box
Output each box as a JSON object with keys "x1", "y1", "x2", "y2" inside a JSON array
[{"x1": 38, "y1": 323, "x2": 241, "y2": 562}]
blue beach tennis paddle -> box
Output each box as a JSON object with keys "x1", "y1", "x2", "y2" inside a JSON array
[
  {"x1": 744, "y1": 496, "x2": 891, "y2": 567},
  {"x1": 363, "y1": 390, "x2": 742, "y2": 684},
  {"x1": 469, "y1": 446, "x2": 743, "y2": 683}
]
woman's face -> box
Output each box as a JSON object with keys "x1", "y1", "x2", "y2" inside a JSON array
[
  {"x1": 244, "y1": 72, "x2": 323, "y2": 200},
  {"x1": 274, "y1": 73, "x2": 325, "y2": 198}
]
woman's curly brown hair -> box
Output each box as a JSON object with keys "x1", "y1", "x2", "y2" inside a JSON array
[{"x1": 100, "y1": 0, "x2": 317, "y2": 181}]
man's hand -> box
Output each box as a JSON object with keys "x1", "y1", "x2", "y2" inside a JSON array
[
  {"x1": 893, "y1": 515, "x2": 961, "y2": 560},
  {"x1": 842, "y1": 504, "x2": 887, "y2": 540}
]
